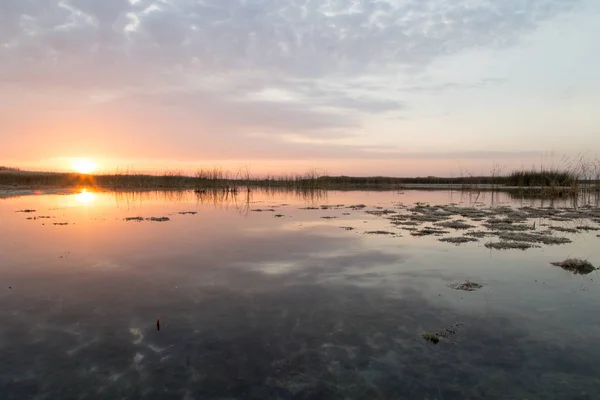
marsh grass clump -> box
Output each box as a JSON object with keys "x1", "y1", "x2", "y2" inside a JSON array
[
  {"x1": 485, "y1": 217, "x2": 520, "y2": 225},
  {"x1": 422, "y1": 332, "x2": 440, "y2": 344},
  {"x1": 365, "y1": 230, "x2": 396, "y2": 235},
  {"x1": 178, "y1": 211, "x2": 197, "y2": 215},
  {"x1": 485, "y1": 241, "x2": 540, "y2": 250},
  {"x1": 346, "y1": 204, "x2": 367, "y2": 210},
  {"x1": 550, "y1": 226, "x2": 578, "y2": 233},
  {"x1": 551, "y1": 259, "x2": 596, "y2": 275},
  {"x1": 442, "y1": 206, "x2": 490, "y2": 219},
  {"x1": 146, "y1": 217, "x2": 170, "y2": 222},
  {"x1": 340, "y1": 226, "x2": 355, "y2": 231},
  {"x1": 410, "y1": 227, "x2": 450, "y2": 237},
  {"x1": 434, "y1": 220, "x2": 475, "y2": 230},
  {"x1": 274, "y1": 214, "x2": 285, "y2": 218},
  {"x1": 464, "y1": 231, "x2": 496, "y2": 238},
  {"x1": 576, "y1": 225, "x2": 600, "y2": 231},
  {"x1": 365, "y1": 209, "x2": 397, "y2": 216},
  {"x1": 448, "y1": 280, "x2": 483, "y2": 291},
  {"x1": 409, "y1": 214, "x2": 448, "y2": 223},
  {"x1": 389, "y1": 220, "x2": 421, "y2": 227},
  {"x1": 124, "y1": 217, "x2": 144, "y2": 222},
  {"x1": 439, "y1": 236, "x2": 479, "y2": 245},
  {"x1": 498, "y1": 232, "x2": 572, "y2": 245},
  {"x1": 16, "y1": 209, "x2": 36, "y2": 213},
  {"x1": 482, "y1": 222, "x2": 530, "y2": 231},
  {"x1": 422, "y1": 322, "x2": 463, "y2": 345}
]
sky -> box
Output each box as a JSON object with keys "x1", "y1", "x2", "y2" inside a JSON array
[{"x1": 1, "y1": 0, "x2": 599, "y2": 177}]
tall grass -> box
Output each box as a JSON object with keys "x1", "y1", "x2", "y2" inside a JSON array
[{"x1": 2, "y1": 157, "x2": 599, "y2": 199}]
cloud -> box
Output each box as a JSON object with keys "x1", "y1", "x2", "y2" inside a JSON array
[
  {"x1": 1, "y1": 0, "x2": 579, "y2": 86},
  {"x1": 0, "y1": 0, "x2": 585, "y2": 168}
]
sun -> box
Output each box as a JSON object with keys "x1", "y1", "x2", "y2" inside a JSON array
[{"x1": 71, "y1": 158, "x2": 98, "y2": 174}]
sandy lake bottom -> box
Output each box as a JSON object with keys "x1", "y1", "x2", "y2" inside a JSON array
[{"x1": 1, "y1": 189, "x2": 599, "y2": 399}]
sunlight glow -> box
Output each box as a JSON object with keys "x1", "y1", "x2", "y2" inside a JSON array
[
  {"x1": 71, "y1": 158, "x2": 98, "y2": 174},
  {"x1": 75, "y1": 189, "x2": 96, "y2": 205}
]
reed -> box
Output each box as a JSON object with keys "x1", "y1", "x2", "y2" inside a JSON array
[{"x1": 2, "y1": 156, "x2": 599, "y2": 199}]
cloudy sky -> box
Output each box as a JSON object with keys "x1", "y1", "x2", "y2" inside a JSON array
[{"x1": 1, "y1": 0, "x2": 598, "y2": 176}]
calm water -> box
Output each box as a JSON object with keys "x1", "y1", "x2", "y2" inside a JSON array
[{"x1": 1, "y1": 189, "x2": 599, "y2": 399}]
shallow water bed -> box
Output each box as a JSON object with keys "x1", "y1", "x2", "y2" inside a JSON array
[{"x1": 1, "y1": 189, "x2": 599, "y2": 399}]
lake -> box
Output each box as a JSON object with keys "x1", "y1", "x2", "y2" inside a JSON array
[{"x1": 1, "y1": 189, "x2": 599, "y2": 399}]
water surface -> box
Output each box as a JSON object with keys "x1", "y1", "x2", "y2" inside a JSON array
[{"x1": 1, "y1": 189, "x2": 599, "y2": 399}]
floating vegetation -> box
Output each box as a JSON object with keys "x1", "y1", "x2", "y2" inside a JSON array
[
  {"x1": 410, "y1": 227, "x2": 449, "y2": 237},
  {"x1": 146, "y1": 217, "x2": 170, "y2": 222},
  {"x1": 439, "y1": 236, "x2": 479, "y2": 245},
  {"x1": 53, "y1": 222, "x2": 69, "y2": 226},
  {"x1": 485, "y1": 217, "x2": 520, "y2": 225},
  {"x1": 389, "y1": 220, "x2": 421, "y2": 227},
  {"x1": 321, "y1": 216, "x2": 338, "y2": 219},
  {"x1": 448, "y1": 280, "x2": 483, "y2": 291},
  {"x1": 365, "y1": 230, "x2": 396, "y2": 235},
  {"x1": 482, "y1": 222, "x2": 530, "y2": 231},
  {"x1": 347, "y1": 204, "x2": 367, "y2": 210},
  {"x1": 551, "y1": 259, "x2": 597, "y2": 275},
  {"x1": 124, "y1": 217, "x2": 144, "y2": 222},
  {"x1": 16, "y1": 209, "x2": 36, "y2": 213},
  {"x1": 576, "y1": 225, "x2": 600, "y2": 231},
  {"x1": 442, "y1": 206, "x2": 490, "y2": 219},
  {"x1": 300, "y1": 207, "x2": 319, "y2": 210},
  {"x1": 550, "y1": 226, "x2": 578, "y2": 233},
  {"x1": 251, "y1": 209, "x2": 276, "y2": 212},
  {"x1": 407, "y1": 214, "x2": 445, "y2": 223},
  {"x1": 550, "y1": 217, "x2": 572, "y2": 222},
  {"x1": 422, "y1": 322, "x2": 463, "y2": 345},
  {"x1": 464, "y1": 231, "x2": 496, "y2": 238},
  {"x1": 178, "y1": 211, "x2": 197, "y2": 215},
  {"x1": 366, "y1": 209, "x2": 397, "y2": 216},
  {"x1": 274, "y1": 214, "x2": 285, "y2": 218},
  {"x1": 497, "y1": 232, "x2": 572, "y2": 245},
  {"x1": 434, "y1": 220, "x2": 475, "y2": 230},
  {"x1": 422, "y1": 332, "x2": 440, "y2": 344},
  {"x1": 484, "y1": 241, "x2": 540, "y2": 250},
  {"x1": 340, "y1": 226, "x2": 355, "y2": 231}
]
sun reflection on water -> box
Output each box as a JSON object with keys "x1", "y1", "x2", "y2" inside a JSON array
[{"x1": 75, "y1": 189, "x2": 96, "y2": 205}]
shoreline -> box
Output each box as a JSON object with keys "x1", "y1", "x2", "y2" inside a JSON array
[{"x1": 0, "y1": 183, "x2": 593, "y2": 200}]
